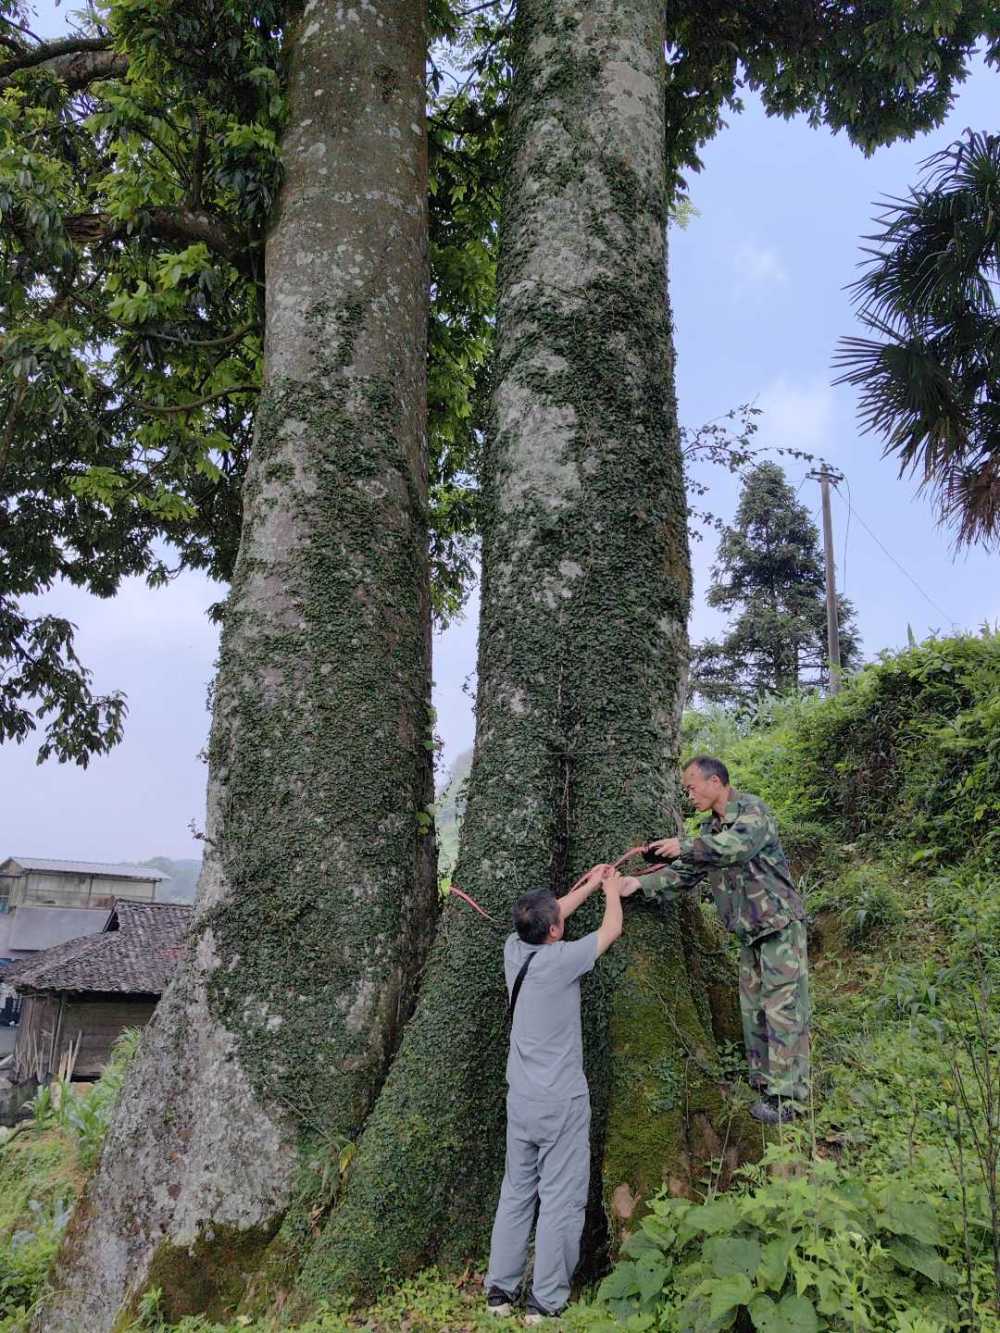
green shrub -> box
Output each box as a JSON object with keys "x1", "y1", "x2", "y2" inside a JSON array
[
  {"x1": 0, "y1": 1132, "x2": 76, "y2": 1327},
  {"x1": 0, "y1": 1028, "x2": 142, "y2": 1326},
  {"x1": 809, "y1": 865, "x2": 905, "y2": 948},
  {"x1": 589, "y1": 1148, "x2": 960, "y2": 1332},
  {"x1": 0, "y1": 1195, "x2": 71, "y2": 1318},
  {"x1": 788, "y1": 635, "x2": 1000, "y2": 865},
  {"x1": 844, "y1": 879, "x2": 903, "y2": 947},
  {"x1": 23, "y1": 1026, "x2": 142, "y2": 1172}
]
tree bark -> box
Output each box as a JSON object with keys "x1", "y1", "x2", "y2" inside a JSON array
[
  {"x1": 35, "y1": 1, "x2": 433, "y2": 1327},
  {"x1": 300, "y1": 0, "x2": 753, "y2": 1299}
]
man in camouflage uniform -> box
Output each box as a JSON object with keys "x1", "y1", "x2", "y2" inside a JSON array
[{"x1": 614, "y1": 754, "x2": 810, "y2": 1125}]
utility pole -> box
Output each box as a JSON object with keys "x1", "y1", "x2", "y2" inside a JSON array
[{"x1": 809, "y1": 464, "x2": 843, "y2": 694}]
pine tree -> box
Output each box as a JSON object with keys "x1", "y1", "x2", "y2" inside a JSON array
[{"x1": 692, "y1": 463, "x2": 859, "y2": 704}]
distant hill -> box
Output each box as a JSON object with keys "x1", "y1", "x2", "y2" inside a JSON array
[
  {"x1": 435, "y1": 748, "x2": 472, "y2": 878},
  {"x1": 142, "y1": 857, "x2": 201, "y2": 903}
]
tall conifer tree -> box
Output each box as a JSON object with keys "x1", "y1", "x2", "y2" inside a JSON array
[{"x1": 693, "y1": 463, "x2": 859, "y2": 703}]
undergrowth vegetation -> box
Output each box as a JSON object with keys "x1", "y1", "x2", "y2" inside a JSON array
[
  {"x1": 0, "y1": 1029, "x2": 140, "y2": 1329},
  {"x1": 2, "y1": 635, "x2": 998, "y2": 1330}
]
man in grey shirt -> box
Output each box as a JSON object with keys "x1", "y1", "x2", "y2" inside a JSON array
[{"x1": 485, "y1": 865, "x2": 633, "y2": 1323}]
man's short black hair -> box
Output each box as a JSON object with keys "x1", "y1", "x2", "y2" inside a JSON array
[
  {"x1": 683, "y1": 754, "x2": 730, "y2": 786},
  {"x1": 512, "y1": 889, "x2": 560, "y2": 945}
]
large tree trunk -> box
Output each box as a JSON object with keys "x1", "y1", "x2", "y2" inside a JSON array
[
  {"x1": 299, "y1": 0, "x2": 752, "y2": 1299},
  {"x1": 36, "y1": 2, "x2": 432, "y2": 1327}
]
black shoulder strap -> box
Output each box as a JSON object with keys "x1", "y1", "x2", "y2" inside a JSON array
[{"x1": 506, "y1": 952, "x2": 536, "y2": 1028}]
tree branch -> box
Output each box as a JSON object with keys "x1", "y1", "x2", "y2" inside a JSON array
[
  {"x1": 147, "y1": 209, "x2": 259, "y2": 282},
  {"x1": 0, "y1": 38, "x2": 126, "y2": 91},
  {"x1": 63, "y1": 207, "x2": 259, "y2": 282},
  {"x1": 133, "y1": 383, "x2": 258, "y2": 415},
  {"x1": 0, "y1": 374, "x2": 28, "y2": 488},
  {"x1": 135, "y1": 319, "x2": 258, "y2": 350}
]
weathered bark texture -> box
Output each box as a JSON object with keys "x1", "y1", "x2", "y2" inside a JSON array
[
  {"x1": 300, "y1": 0, "x2": 753, "y2": 1299},
  {"x1": 36, "y1": 1, "x2": 433, "y2": 1327}
]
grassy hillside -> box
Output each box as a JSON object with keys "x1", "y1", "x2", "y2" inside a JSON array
[{"x1": 4, "y1": 636, "x2": 999, "y2": 1330}]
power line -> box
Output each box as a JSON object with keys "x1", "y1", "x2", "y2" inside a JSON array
[{"x1": 832, "y1": 481, "x2": 958, "y2": 629}]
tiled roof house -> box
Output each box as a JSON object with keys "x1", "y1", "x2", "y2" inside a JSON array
[{"x1": 7, "y1": 900, "x2": 192, "y2": 1084}]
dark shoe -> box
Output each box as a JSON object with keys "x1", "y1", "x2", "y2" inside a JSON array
[
  {"x1": 750, "y1": 1096, "x2": 802, "y2": 1126},
  {"x1": 487, "y1": 1287, "x2": 515, "y2": 1317},
  {"x1": 525, "y1": 1297, "x2": 563, "y2": 1324}
]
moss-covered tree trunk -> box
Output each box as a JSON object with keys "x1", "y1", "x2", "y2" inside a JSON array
[
  {"x1": 37, "y1": 2, "x2": 433, "y2": 1328},
  {"x1": 299, "y1": 0, "x2": 751, "y2": 1299}
]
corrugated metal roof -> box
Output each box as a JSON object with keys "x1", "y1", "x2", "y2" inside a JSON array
[
  {"x1": 2, "y1": 857, "x2": 168, "y2": 882},
  {"x1": 6, "y1": 901, "x2": 192, "y2": 995},
  {"x1": 6, "y1": 906, "x2": 112, "y2": 951}
]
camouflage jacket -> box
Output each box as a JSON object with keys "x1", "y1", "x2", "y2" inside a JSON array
[{"x1": 641, "y1": 791, "x2": 804, "y2": 945}]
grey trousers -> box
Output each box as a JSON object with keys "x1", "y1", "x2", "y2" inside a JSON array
[{"x1": 485, "y1": 1091, "x2": 591, "y2": 1313}]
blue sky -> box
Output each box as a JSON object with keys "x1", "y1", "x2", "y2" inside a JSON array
[{"x1": 1, "y1": 14, "x2": 996, "y2": 860}]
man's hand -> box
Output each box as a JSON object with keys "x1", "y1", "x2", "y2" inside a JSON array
[
  {"x1": 596, "y1": 870, "x2": 624, "y2": 955},
  {"x1": 603, "y1": 870, "x2": 640, "y2": 898},
  {"x1": 559, "y1": 863, "x2": 611, "y2": 923},
  {"x1": 646, "y1": 836, "x2": 682, "y2": 860},
  {"x1": 580, "y1": 862, "x2": 611, "y2": 889}
]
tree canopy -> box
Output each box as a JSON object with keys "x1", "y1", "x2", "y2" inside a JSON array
[
  {"x1": 0, "y1": 0, "x2": 497, "y2": 761},
  {"x1": 836, "y1": 129, "x2": 1000, "y2": 550},
  {"x1": 2, "y1": 0, "x2": 997, "y2": 761}
]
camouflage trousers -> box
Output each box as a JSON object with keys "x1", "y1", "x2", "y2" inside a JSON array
[{"x1": 739, "y1": 919, "x2": 810, "y2": 1103}]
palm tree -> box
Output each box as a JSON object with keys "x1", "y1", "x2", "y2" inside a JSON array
[{"x1": 834, "y1": 130, "x2": 1000, "y2": 548}]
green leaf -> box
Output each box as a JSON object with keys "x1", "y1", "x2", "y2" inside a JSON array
[
  {"x1": 757, "y1": 1235, "x2": 795, "y2": 1292},
  {"x1": 622, "y1": 1229, "x2": 662, "y2": 1260},
  {"x1": 599, "y1": 1263, "x2": 641, "y2": 1302},
  {"x1": 813, "y1": 1268, "x2": 844, "y2": 1316},
  {"x1": 777, "y1": 1296, "x2": 820, "y2": 1333},
  {"x1": 749, "y1": 1295, "x2": 779, "y2": 1331},
  {"x1": 708, "y1": 1273, "x2": 753, "y2": 1321},
  {"x1": 704, "y1": 1236, "x2": 762, "y2": 1280},
  {"x1": 749, "y1": 1293, "x2": 819, "y2": 1333},
  {"x1": 640, "y1": 1212, "x2": 680, "y2": 1250},
  {"x1": 888, "y1": 1238, "x2": 958, "y2": 1288},
  {"x1": 879, "y1": 1193, "x2": 942, "y2": 1247},
  {"x1": 635, "y1": 1258, "x2": 669, "y2": 1306},
  {"x1": 679, "y1": 1291, "x2": 737, "y2": 1333},
  {"x1": 683, "y1": 1197, "x2": 741, "y2": 1238}
]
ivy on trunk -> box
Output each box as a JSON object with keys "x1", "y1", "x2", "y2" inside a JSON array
[
  {"x1": 300, "y1": 0, "x2": 754, "y2": 1299},
  {"x1": 35, "y1": 1, "x2": 434, "y2": 1327}
]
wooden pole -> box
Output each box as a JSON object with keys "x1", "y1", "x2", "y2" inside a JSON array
[{"x1": 817, "y1": 465, "x2": 842, "y2": 694}]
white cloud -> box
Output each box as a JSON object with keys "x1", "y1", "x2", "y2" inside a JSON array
[
  {"x1": 733, "y1": 240, "x2": 789, "y2": 288},
  {"x1": 757, "y1": 375, "x2": 835, "y2": 456}
]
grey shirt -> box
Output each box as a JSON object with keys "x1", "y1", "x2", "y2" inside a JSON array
[{"x1": 504, "y1": 930, "x2": 598, "y2": 1101}]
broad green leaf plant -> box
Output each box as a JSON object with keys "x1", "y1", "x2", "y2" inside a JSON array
[{"x1": 590, "y1": 1148, "x2": 960, "y2": 1332}]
